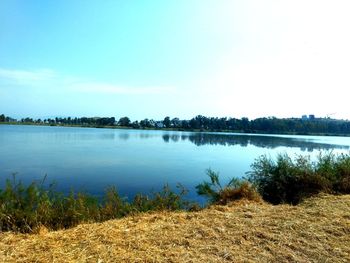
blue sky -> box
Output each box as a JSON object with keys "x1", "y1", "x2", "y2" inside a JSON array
[{"x1": 1, "y1": 0, "x2": 350, "y2": 120}]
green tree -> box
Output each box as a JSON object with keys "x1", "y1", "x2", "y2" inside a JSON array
[
  {"x1": 118, "y1": 117, "x2": 131, "y2": 127},
  {"x1": 163, "y1": 116, "x2": 171, "y2": 128},
  {"x1": 140, "y1": 119, "x2": 151, "y2": 128},
  {"x1": 171, "y1": 118, "x2": 181, "y2": 128}
]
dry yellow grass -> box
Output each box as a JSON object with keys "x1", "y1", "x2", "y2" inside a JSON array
[{"x1": 0, "y1": 194, "x2": 349, "y2": 263}]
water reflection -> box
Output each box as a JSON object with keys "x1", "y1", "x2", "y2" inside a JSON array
[
  {"x1": 2, "y1": 125, "x2": 350, "y2": 202},
  {"x1": 162, "y1": 134, "x2": 180, "y2": 143},
  {"x1": 162, "y1": 133, "x2": 350, "y2": 151},
  {"x1": 50, "y1": 132, "x2": 116, "y2": 141},
  {"x1": 118, "y1": 133, "x2": 130, "y2": 141},
  {"x1": 163, "y1": 134, "x2": 170, "y2": 143}
]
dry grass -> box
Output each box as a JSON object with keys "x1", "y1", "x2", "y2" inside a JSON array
[{"x1": 0, "y1": 194, "x2": 349, "y2": 263}]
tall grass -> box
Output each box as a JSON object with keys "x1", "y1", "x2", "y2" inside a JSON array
[
  {"x1": 0, "y1": 176, "x2": 191, "y2": 233},
  {"x1": 196, "y1": 169, "x2": 261, "y2": 205}
]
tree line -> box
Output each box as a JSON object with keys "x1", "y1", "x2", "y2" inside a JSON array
[{"x1": 1, "y1": 113, "x2": 350, "y2": 135}]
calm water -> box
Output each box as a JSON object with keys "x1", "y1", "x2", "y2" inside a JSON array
[{"x1": 1, "y1": 124, "x2": 350, "y2": 202}]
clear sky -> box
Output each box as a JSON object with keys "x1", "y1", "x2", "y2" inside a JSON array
[{"x1": 1, "y1": 0, "x2": 350, "y2": 120}]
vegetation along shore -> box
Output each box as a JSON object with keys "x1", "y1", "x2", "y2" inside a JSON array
[
  {"x1": 2, "y1": 113, "x2": 350, "y2": 136},
  {"x1": 0, "y1": 152, "x2": 349, "y2": 233},
  {"x1": 0, "y1": 151, "x2": 349, "y2": 261}
]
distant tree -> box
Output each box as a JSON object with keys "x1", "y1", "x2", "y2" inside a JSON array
[
  {"x1": 4, "y1": 112, "x2": 350, "y2": 135},
  {"x1": 189, "y1": 117, "x2": 201, "y2": 129},
  {"x1": 118, "y1": 117, "x2": 131, "y2": 127},
  {"x1": 163, "y1": 116, "x2": 171, "y2": 128},
  {"x1": 22, "y1": 117, "x2": 33, "y2": 123},
  {"x1": 140, "y1": 119, "x2": 151, "y2": 128},
  {"x1": 189, "y1": 115, "x2": 210, "y2": 130},
  {"x1": 241, "y1": 117, "x2": 250, "y2": 131},
  {"x1": 110, "y1": 117, "x2": 116, "y2": 126},
  {"x1": 81, "y1": 117, "x2": 89, "y2": 125},
  {"x1": 47, "y1": 118, "x2": 55, "y2": 124},
  {"x1": 171, "y1": 118, "x2": 181, "y2": 128},
  {"x1": 131, "y1": 121, "x2": 140, "y2": 129},
  {"x1": 181, "y1": 120, "x2": 190, "y2": 129},
  {"x1": 149, "y1": 119, "x2": 156, "y2": 128},
  {"x1": 96, "y1": 117, "x2": 115, "y2": 126}
]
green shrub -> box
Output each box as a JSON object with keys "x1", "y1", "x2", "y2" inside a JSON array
[
  {"x1": 248, "y1": 152, "x2": 350, "y2": 204},
  {"x1": 332, "y1": 153, "x2": 350, "y2": 193}
]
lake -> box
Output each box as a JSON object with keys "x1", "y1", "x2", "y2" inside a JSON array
[{"x1": 1, "y1": 124, "x2": 350, "y2": 202}]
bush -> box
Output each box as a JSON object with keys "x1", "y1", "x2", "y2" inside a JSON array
[
  {"x1": 248, "y1": 152, "x2": 350, "y2": 204},
  {"x1": 331, "y1": 153, "x2": 350, "y2": 193},
  {"x1": 196, "y1": 169, "x2": 261, "y2": 205}
]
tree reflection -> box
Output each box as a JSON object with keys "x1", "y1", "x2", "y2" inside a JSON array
[{"x1": 162, "y1": 132, "x2": 350, "y2": 151}]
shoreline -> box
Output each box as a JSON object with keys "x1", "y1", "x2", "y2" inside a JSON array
[{"x1": 2, "y1": 122, "x2": 350, "y2": 137}]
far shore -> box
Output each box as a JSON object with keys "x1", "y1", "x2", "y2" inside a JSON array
[{"x1": 2, "y1": 121, "x2": 350, "y2": 137}]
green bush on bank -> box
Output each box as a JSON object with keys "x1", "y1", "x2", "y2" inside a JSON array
[
  {"x1": 196, "y1": 152, "x2": 350, "y2": 206},
  {"x1": 248, "y1": 152, "x2": 350, "y2": 204}
]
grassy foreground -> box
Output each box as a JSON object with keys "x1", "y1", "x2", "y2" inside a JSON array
[{"x1": 0, "y1": 194, "x2": 349, "y2": 262}]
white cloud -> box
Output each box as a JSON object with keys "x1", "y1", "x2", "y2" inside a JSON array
[
  {"x1": 70, "y1": 82, "x2": 175, "y2": 95},
  {"x1": 0, "y1": 68, "x2": 56, "y2": 85},
  {"x1": 0, "y1": 68, "x2": 175, "y2": 96}
]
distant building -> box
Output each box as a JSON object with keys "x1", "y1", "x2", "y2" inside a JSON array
[
  {"x1": 155, "y1": 121, "x2": 164, "y2": 128},
  {"x1": 301, "y1": 114, "x2": 316, "y2": 120}
]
